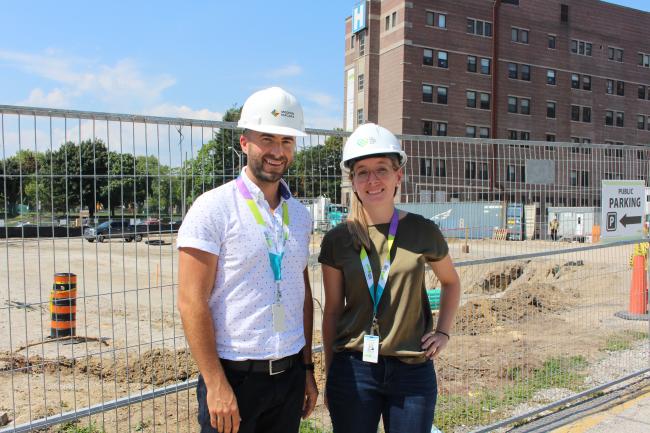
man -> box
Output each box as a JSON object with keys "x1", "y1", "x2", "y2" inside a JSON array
[
  {"x1": 549, "y1": 216, "x2": 559, "y2": 241},
  {"x1": 177, "y1": 87, "x2": 318, "y2": 433}
]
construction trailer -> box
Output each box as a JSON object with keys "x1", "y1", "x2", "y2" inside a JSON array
[{"x1": 546, "y1": 206, "x2": 600, "y2": 242}]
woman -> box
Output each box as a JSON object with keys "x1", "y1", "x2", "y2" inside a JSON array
[{"x1": 319, "y1": 123, "x2": 461, "y2": 433}]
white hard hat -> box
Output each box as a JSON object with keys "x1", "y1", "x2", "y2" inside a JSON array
[
  {"x1": 341, "y1": 123, "x2": 407, "y2": 170},
  {"x1": 237, "y1": 87, "x2": 307, "y2": 137}
]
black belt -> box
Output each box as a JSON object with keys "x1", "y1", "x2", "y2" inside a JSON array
[{"x1": 221, "y1": 352, "x2": 301, "y2": 376}]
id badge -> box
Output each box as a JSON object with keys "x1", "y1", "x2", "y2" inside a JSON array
[
  {"x1": 362, "y1": 335, "x2": 380, "y2": 363},
  {"x1": 272, "y1": 303, "x2": 286, "y2": 333}
]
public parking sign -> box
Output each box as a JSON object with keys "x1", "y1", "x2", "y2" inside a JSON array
[{"x1": 601, "y1": 180, "x2": 646, "y2": 241}]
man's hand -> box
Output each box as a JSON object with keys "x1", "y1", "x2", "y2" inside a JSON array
[
  {"x1": 302, "y1": 371, "x2": 318, "y2": 419},
  {"x1": 207, "y1": 380, "x2": 241, "y2": 433}
]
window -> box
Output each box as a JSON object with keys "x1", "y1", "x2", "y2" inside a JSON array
[
  {"x1": 437, "y1": 86, "x2": 448, "y2": 104},
  {"x1": 426, "y1": 11, "x2": 434, "y2": 26},
  {"x1": 548, "y1": 34, "x2": 556, "y2": 49},
  {"x1": 579, "y1": 171, "x2": 589, "y2": 187},
  {"x1": 508, "y1": 96, "x2": 518, "y2": 113},
  {"x1": 571, "y1": 73, "x2": 590, "y2": 90},
  {"x1": 479, "y1": 162, "x2": 489, "y2": 180},
  {"x1": 422, "y1": 120, "x2": 433, "y2": 136},
  {"x1": 438, "y1": 13, "x2": 446, "y2": 28},
  {"x1": 511, "y1": 27, "x2": 529, "y2": 44},
  {"x1": 546, "y1": 133, "x2": 556, "y2": 141},
  {"x1": 479, "y1": 127, "x2": 490, "y2": 138},
  {"x1": 571, "y1": 39, "x2": 592, "y2": 56},
  {"x1": 638, "y1": 115, "x2": 646, "y2": 130},
  {"x1": 640, "y1": 52, "x2": 650, "y2": 68},
  {"x1": 616, "y1": 111, "x2": 625, "y2": 127},
  {"x1": 467, "y1": 18, "x2": 492, "y2": 37},
  {"x1": 572, "y1": 105, "x2": 591, "y2": 122},
  {"x1": 606, "y1": 79, "x2": 614, "y2": 94},
  {"x1": 466, "y1": 125, "x2": 476, "y2": 138},
  {"x1": 386, "y1": 15, "x2": 390, "y2": 31},
  {"x1": 508, "y1": 129, "x2": 518, "y2": 140},
  {"x1": 391, "y1": 12, "x2": 397, "y2": 27},
  {"x1": 638, "y1": 85, "x2": 647, "y2": 99},
  {"x1": 605, "y1": 110, "x2": 614, "y2": 126},
  {"x1": 422, "y1": 85, "x2": 433, "y2": 103},
  {"x1": 608, "y1": 47, "x2": 624, "y2": 62},
  {"x1": 350, "y1": 34, "x2": 354, "y2": 49},
  {"x1": 480, "y1": 58, "x2": 491, "y2": 75},
  {"x1": 547, "y1": 69, "x2": 556, "y2": 85},
  {"x1": 420, "y1": 158, "x2": 432, "y2": 176},
  {"x1": 467, "y1": 56, "x2": 477, "y2": 72},
  {"x1": 521, "y1": 131, "x2": 530, "y2": 141},
  {"x1": 465, "y1": 161, "x2": 477, "y2": 179},
  {"x1": 521, "y1": 64, "x2": 530, "y2": 81},
  {"x1": 480, "y1": 92, "x2": 491, "y2": 110},
  {"x1": 508, "y1": 63, "x2": 518, "y2": 79},
  {"x1": 583, "y1": 75, "x2": 591, "y2": 91},
  {"x1": 436, "y1": 122, "x2": 448, "y2": 136},
  {"x1": 435, "y1": 159, "x2": 446, "y2": 177},
  {"x1": 438, "y1": 51, "x2": 448, "y2": 68},
  {"x1": 423, "y1": 49, "x2": 434, "y2": 66},
  {"x1": 357, "y1": 108, "x2": 364, "y2": 125},
  {"x1": 571, "y1": 73, "x2": 580, "y2": 89},
  {"x1": 617, "y1": 81, "x2": 625, "y2": 96},
  {"x1": 358, "y1": 74, "x2": 364, "y2": 92},
  {"x1": 466, "y1": 90, "x2": 476, "y2": 108},
  {"x1": 507, "y1": 165, "x2": 516, "y2": 181},
  {"x1": 359, "y1": 30, "x2": 366, "y2": 55},
  {"x1": 561, "y1": 4, "x2": 569, "y2": 22},
  {"x1": 547, "y1": 101, "x2": 556, "y2": 118}
]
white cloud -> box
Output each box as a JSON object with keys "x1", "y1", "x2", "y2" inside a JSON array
[
  {"x1": 146, "y1": 104, "x2": 222, "y2": 121},
  {"x1": 266, "y1": 64, "x2": 303, "y2": 78},
  {"x1": 20, "y1": 88, "x2": 69, "y2": 107},
  {"x1": 0, "y1": 50, "x2": 175, "y2": 110}
]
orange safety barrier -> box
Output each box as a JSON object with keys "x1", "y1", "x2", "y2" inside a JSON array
[
  {"x1": 592, "y1": 224, "x2": 601, "y2": 243},
  {"x1": 628, "y1": 255, "x2": 649, "y2": 315},
  {"x1": 50, "y1": 273, "x2": 77, "y2": 338}
]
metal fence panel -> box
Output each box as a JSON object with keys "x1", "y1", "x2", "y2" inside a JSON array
[{"x1": 0, "y1": 105, "x2": 648, "y2": 433}]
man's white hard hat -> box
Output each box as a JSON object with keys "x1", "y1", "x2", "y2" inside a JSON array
[
  {"x1": 340, "y1": 123, "x2": 407, "y2": 170},
  {"x1": 237, "y1": 87, "x2": 307, "y2": 137}
]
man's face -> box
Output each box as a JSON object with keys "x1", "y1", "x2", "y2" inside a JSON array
[{"x1": 240, "y1": 130, "x2": 296, "y2": 183}]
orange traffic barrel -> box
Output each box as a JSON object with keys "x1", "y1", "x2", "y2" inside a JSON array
[{"x1": 50, "y1": 273, "x2": 77, "y2": 337}]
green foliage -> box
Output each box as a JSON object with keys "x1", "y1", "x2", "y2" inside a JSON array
[
  {"x1": 603, "y1": 330, "x2": 647, "y2": 352},
  {"x1": 299, "y1": 419, "x2": 329, "y2": 433},
  {"x1": 289, "y1": 133, "x2": 344, "y2": 201},
  {"x1": 434, "y1": 356, "x2": 588, "y2": 432},
  {"x1": 56, "y1": 421, "x2": 104, "y2": 433}
]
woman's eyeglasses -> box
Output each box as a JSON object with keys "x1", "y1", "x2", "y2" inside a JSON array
[{"x1": 353, "y1": 166, "x2": 394, "y2": 183}]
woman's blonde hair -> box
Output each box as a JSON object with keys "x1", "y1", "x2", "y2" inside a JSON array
[{"x1": 346, "y1": 154, "x2": 401, "y2": 251}]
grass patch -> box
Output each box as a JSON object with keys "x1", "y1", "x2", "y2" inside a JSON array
[
  {"x1": 300, "y1": 420, "x2": 329, "y2": 433},
  {"x1": 57, "y1": 421, "x2": 105, "y2": 433},
  {"x1": 434, "y1": 356, "x2": 587, "y2": 432},
  {"x1": 603, "y1": 330, "x2": 647, "y2": 352}
]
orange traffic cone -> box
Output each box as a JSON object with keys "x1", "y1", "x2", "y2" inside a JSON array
[{"x1": 628, "y1": 255, "x2": 648, "y2": 315}]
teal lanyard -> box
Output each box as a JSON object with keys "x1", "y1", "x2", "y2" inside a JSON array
[
  {"x1": 235, "y1": 177, "x2": 289, "y2": 283},
  {"x1": 359, "y1": 210, "x2": 399, "y2": 332}
]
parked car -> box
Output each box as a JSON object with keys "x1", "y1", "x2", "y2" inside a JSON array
[{"x1": 83, "y1": 220, "x2": 144, "y2": 243}]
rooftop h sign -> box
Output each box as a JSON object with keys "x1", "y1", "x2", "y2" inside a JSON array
[
  {"x1": 601, "y1": 180, "x2": 646, "y2": 241},
  {"x1": 352, "y1": 1, "x2": 367, "y2": 33}
]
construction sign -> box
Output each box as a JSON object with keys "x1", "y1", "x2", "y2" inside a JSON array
[{"x1": 601, "y1": 180, "x2": 646, "y2": 241}]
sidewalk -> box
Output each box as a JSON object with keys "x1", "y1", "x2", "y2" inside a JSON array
[{"x1": 550, "y1": 387, "x2": 650, "y2": 433}]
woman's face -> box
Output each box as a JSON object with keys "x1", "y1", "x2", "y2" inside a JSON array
[{"x1": 351, "y1": 156, "x2": 402, "y2": 206}]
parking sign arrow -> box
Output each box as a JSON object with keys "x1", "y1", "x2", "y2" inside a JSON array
[{"x1": 619, "y1": 214, "x2": 642, "y2": 227}]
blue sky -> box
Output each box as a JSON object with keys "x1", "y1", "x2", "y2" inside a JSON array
[{"x1": 1, "y1": 0, "x2": 648, "y2": 131}]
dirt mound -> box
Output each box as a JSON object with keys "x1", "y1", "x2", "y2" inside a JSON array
[
  {"x1": 454, "y1": 282, "x2": 573, "y2": 335},
  {"x1": 467, "y1": 262, "x2": 526, "y2": 294},
  {"x1": 1, "y1": 348, "x2": 199, "y2": 386}
]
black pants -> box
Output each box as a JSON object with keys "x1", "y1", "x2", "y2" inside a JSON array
[{"x1": 197, "y1": 360, "x2": 305, "y2": 433}]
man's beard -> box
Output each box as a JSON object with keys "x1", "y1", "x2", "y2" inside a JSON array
[{"x1": 248, "y1": 155, "x2": 288, "y2": 183}]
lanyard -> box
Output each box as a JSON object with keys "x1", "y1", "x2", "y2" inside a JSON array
[
  {"x1": 360, "y1": 210, "x2": 399, "y2": 331},
  {"x1": 235, "y1": 177, "x2": 290, "y2": 285}
]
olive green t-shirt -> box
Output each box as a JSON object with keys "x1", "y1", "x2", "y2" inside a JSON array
[{"x1": 318, "y1": 212, "x2": 449, "y2": 363}]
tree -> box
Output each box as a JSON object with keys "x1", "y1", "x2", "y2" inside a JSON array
[{"x1": 289, "y1": 133, "x2": 344, "y2": 202}]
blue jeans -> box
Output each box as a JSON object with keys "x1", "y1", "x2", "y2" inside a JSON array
[{"x1": 326, "y1": 351, "x2": 437, "y2": 433}]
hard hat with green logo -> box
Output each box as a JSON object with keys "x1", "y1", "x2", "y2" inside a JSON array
[
  {"x1": 237, "y1": 87, "x2": 307, "y2": 137},
  {"x1": 340, "y1": 123, "x2": 407, "y2": 170}
]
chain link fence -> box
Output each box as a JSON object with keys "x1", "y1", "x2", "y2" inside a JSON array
[{"x1": 0, "y1": 105, "x2": 648, "y2": 433}]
